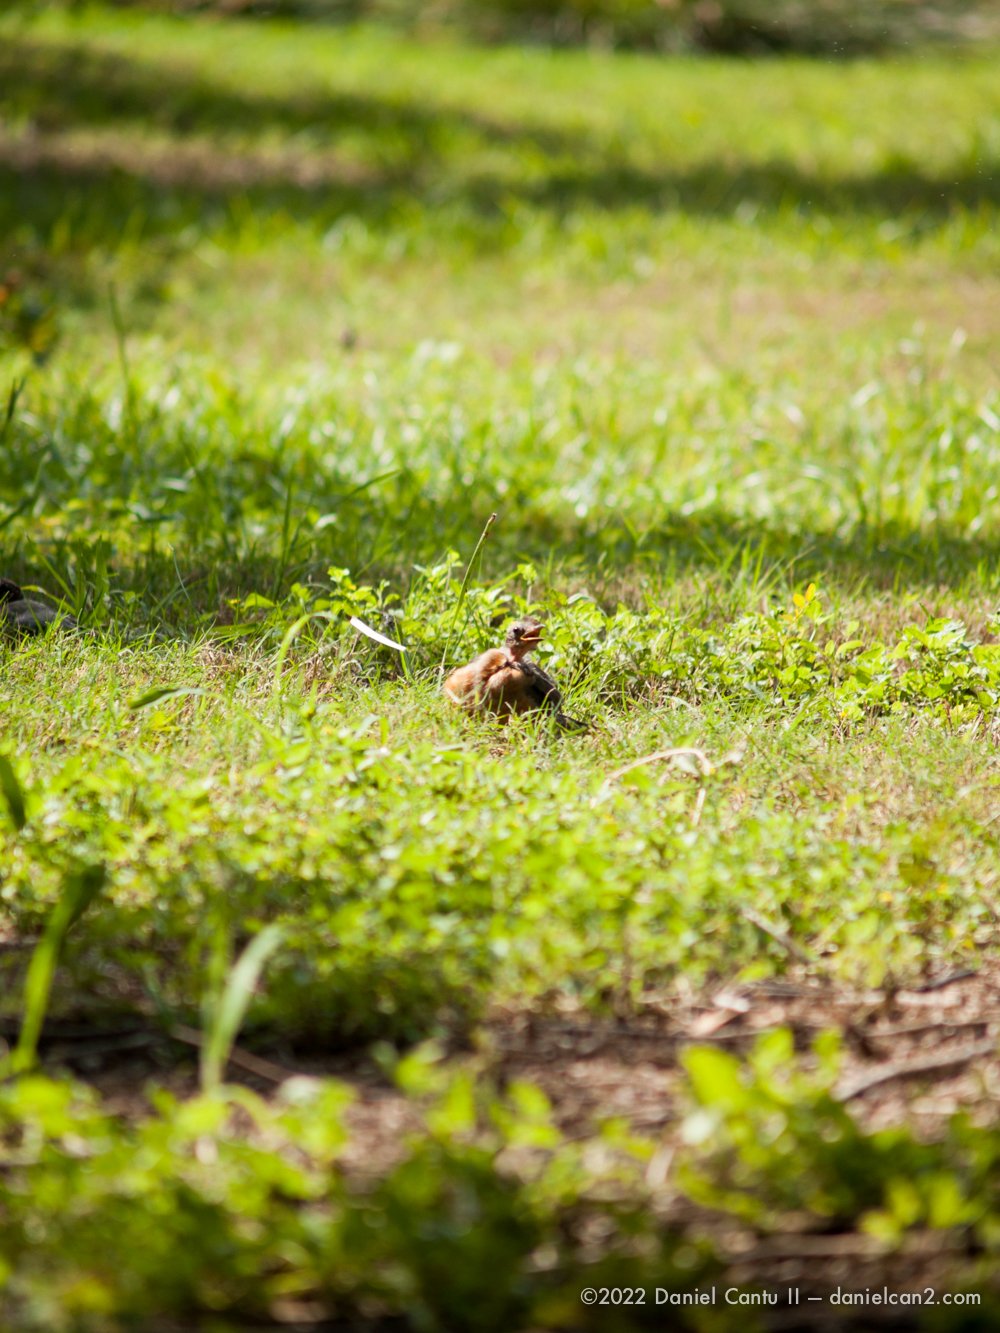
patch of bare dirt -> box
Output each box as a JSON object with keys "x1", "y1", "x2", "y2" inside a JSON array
[
  {"x1": 488, "y1": 962, "x2": 1000, "y2": 1136},
  {"x1": 14, "y1": 962, "x2": 1000, "y2": 1311}
]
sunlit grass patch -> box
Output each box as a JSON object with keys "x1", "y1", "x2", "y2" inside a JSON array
[{"x1": 1, "y1": 6, "x2": 999, "y2": 1326}]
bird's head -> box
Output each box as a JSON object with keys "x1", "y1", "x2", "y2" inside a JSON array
[
  {"x1": 504, "y1": 616, "x2": 543, "y2": 660},
  {"x1": 0, "y1": 579, "x2": 23, "y2": 605}
]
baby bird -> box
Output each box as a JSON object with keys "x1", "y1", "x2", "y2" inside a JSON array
[
  {"x1": 0, "y1": 578, "x2": 76, "y2": 636},
  {"x1": 443, "y1": 617, "x2": 585, "y2": 730}
]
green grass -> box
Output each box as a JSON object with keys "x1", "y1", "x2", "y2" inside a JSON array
[{"x1": 1, "y1": 6, "x2": 1000, "y2": 1329}]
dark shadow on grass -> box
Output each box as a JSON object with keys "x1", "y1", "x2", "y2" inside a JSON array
[
  {"x1": 0, "y1": 35, "x2": 579, "y2": 162},
  {"x1": 467, "y1": 505, "x2": 1000, "y2": 596},
  {"x1": 0, "y1": 34, "x2": 996, "y2": 263},
  {"x1": 5, "y1": 501, "x2": 998, "y2": 653},
  {"x1": 1, "y1": 38, "x2": 997, "y2": 605},
  {"x1": 2, "y1": 374, "x2": 997, "y2": 631}
]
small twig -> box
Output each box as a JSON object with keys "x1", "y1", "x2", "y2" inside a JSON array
[
  {"x1": 598, "y1": 743, "x2": 745, "y2": 812},
  {"x1": 169, "y1": 1024, "x2": 296, "y2": 1086},
  {"x1": 730, "y1": 1230, "x2": 965, "y2": 1266},
  {"x1": 690, "y1": 784, "x2": 707, "y2": 828},
  {"x1": 742, "y1": 908, "x2": 815, "y2": 968},
  {"x1": 597, "y1": 748, "x2": 713, "y2": 808},
  {"x1": 603, "y1": 747, "x2": 712, "y2": 786},
  {"x1": 865, "y1": 1018, "x2": 994, "y2": 1040},
  {"x1": 836, "y1": 1038, "x2": 997, "y2": 1103},
  {"x1": 440, "y1": 511, "x2": 498, "y2": 671},
  {"x1": 910, "y1": 969, "x2": 979, "y2": 993}
]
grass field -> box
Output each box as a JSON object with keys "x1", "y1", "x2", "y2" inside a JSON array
[{"x1": 1, "y1": 6, "x2": 1000, "y2": 1329}]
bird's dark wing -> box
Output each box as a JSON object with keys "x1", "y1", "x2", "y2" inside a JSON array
[
  {"x1": 1, "y1": 600, "x2": 76, "y2": 635},
  {"x1": 520, "y1": 664, "x2": 588, "y2": 731},
  {"x1": 517, "y1": 660, "x2": 563, "y2": 711},
  {"x1": 521, "y1": 661, "x2": 588, "y2": 731}
]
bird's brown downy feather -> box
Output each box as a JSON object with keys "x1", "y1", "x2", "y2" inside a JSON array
[{"x1": 443, "y1": 645, "x2": 585, "y2": 730}]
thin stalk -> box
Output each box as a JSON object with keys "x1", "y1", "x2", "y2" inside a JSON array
[
  {"x1": 440, "y1": 511, "x2": 497, "y2": 671},
  {"x1": 108, "y1": 282, "x2": 137, "y2": 450},
  {"x1": 0, "y1": 377, "x2": 24, "y2": 449}
]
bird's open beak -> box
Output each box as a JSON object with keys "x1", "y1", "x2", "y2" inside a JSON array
[{"x1": 521, "y1": 627, "x2": 543, "y2": 646}]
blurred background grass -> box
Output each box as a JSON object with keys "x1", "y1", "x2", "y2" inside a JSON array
[
  {"x1": 40, "y1": 0, "x2": 1000, "y2": 53},
  {"x1": 2, "y1": 0, "x2": 998, "y2": 608}
]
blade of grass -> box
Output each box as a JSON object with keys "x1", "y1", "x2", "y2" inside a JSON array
[
  {"x1": 0, "y1": 753, "x2": 27, "y2": 831},
  {"x1": 128, "y1": 685, "x2": 206, "y2": 710},
  {"x1": 201, "y1": 923, "x2": 285, "y2": 1091},
  {"x1": 0, "y1": 376, "x2": 24, "y2": 450},
  {"x1": 108, "y1": 282, "x2": 137, "y2": 451},
  {"x1": 5, "y1": 864, "x2": 106, "y2": 1077},
  {"x1": 439, "y1": 511, "x2": 497, "y2": 671},
  {"x1": 271, "y1": 610, "x2": 339, "y2": 696},
  {"x1": 0, "y1": 495, "x2": 34, "y2": 532},
  {"x1": 272, "y1": 475, "x2": 296, "y2": 600}
]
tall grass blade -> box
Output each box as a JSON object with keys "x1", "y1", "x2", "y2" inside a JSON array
[
  {"x1": 0, "y1": 376, "x2": 24, "y2": 449},
  {"x1": 272, "y1": 475, "x2": 296, "y2": 600},
  {"x1": 128, "y1": 685, "x2": 206, "y2": 710},
  {"x1": 440, "y1": 511, "x2": 497, "y2": 670},
  {"x1": 0, "y1": 754, "x2": 27, "y2": 831},
  {"x1": 108, "y1": 282, "x2": 137, "y2": 449},
  {"x1": 6, "y1": 864, "x2": 106, "y2": 1076},
  {"x1": 272, "y1": 610, "x2": 338, "y2": 696},
  {"x1": 201, "y1": 923, "x2": 285, "y2": 1091}
]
